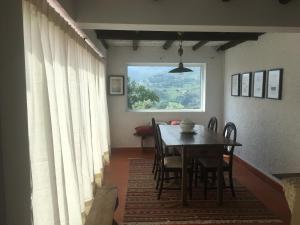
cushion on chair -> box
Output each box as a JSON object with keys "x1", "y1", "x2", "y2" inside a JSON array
[
  {"x1": 134, "y1": 125, "x2": 154, "y2": 136},
  {"x1": 168, "y1": 120, "x2": 181, "y2": 125},
  {"x1": 164, "y1": 156, "x2": 182, "y2": 168}
]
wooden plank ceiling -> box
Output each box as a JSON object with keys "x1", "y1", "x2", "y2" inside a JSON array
[{"x1": 96, "y1": 30, "x2": 263, "y2": 51}]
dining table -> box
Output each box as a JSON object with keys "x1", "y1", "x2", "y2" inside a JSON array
[{"x1": 159, "y1": 124, "x2": 242, "y2": 206}]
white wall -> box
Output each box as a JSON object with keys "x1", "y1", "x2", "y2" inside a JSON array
[
  {"x1": 107, "y1": 46, "x2": 224, "y2": 148},
  {"x1": 76, "y1": 0, "x2": 300, "y2": 32},
  {"x1": 0, "y1": 1, "x2": 32, "y2": 225},
  {"x1": 224, "y1": 33, "x2": 300, "y2": 175}
]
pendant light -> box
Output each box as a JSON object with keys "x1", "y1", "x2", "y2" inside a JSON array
[{"x1": 169, "y1": 39, "x2": 193, "y2": 73}]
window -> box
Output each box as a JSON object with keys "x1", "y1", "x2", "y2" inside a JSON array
[{"x1": 127, "y1": 64, "x2": 206, "y2": 112}]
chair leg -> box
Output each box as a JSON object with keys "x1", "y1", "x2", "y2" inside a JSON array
[
  {"x1": 229, "y1": 171, "x2": 236, "y2": 197},
  {"x1": 152, "y1": 152, "x2": 157, "y2": 174},
  {"x1": 174, "y1": 171, "x2": 180, "y2": 184},
  {"x1": 194, "y1": 160, "x2": 198, "y2": 187},
  {"x1": 200, "y1": 164, "x2": 205, "y2": 182},
  {"x1": 154, "y1": 157, "x2": 159, "y2": 180},
  {"x1": 204, "y1": 169, "x2": 208, "y2": 200},
  {"x1": 156, "y1": 166, "x2": 161, "y2": 190},
  {"x1": 189, "y1": 170, "x2": 193, "y2": 200},
  {"x1": 154, "y1": 165, "x2": 158, "y2": 180},
  {"x1": 158, "y1": 169, "x2": 165, "y2": 200},
  {"x1": 212, "y1": 171, "x2": 216, "y2": 185}
]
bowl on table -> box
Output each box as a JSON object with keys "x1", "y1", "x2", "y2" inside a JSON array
[{"x1": 180, "y1": 119, "x2": 195, "y2": 133}]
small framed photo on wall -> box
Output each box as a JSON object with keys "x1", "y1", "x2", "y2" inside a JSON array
[
  {"x1": 241, "y1": 72, "x2": 252, "y2": 97},
  {"x1": 253, "y1": 70, "x2": 266, "y2": 98},
  {"x1": 109, "y1": 75, "x2": 124, "y2": 95},
  {"x1": 231, "y1": 74, "x2": 240, "y2": 96},
  {"x1": 267, "y1": 68, "x2": 283, "y2": 100}
]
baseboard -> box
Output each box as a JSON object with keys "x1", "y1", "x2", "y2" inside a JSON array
[
  {"x1": 233, "y1": 155, "x2": 283, "y2": 193},
  {"x1": 111, "y1": 147, "x2": 153, "y2": 152}
]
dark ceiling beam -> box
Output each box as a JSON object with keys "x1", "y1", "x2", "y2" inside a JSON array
[
  {"x1": 222, "y1": 0, "x2": 291, "y2": 3},
  {"x1": 133, "y1": 40, "x2": 139, "y2": 51},
  {"x1": 95, "y1": 30, "x2": 262, "y2": 41},
  {"x1": 95, "y1": 31, "x2": 109, "y2": 49},
  {"x1": 192, "y1": 40, "x2": 209, "y2": 51},
  {"x1": 162, "y1": 40, "x2": 174, "y2": 50},
  {"x1": 279, "y1": 0, "x2": 291, "y2": 4},
  {"x1": 217, "y1": 40, "x2": 247, "y2": 51},
  {"x1": 99, "y1": 39, "x2": 109, "y2": 49}
]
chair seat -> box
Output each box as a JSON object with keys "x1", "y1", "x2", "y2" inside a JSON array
[
  {"x1": 164, "y1": 156, "x2": 182, "y2": 168},
  {"x1": 198, "y1": 158, "x2": 229, "y2": 169},
  {"x1": 164, "y1": 156, "x2": 193, "y2": 169}
]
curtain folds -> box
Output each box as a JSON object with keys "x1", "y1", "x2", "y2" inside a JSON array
[{"x1": 22, "y1": 0, "x2": 110, "y2": 225}]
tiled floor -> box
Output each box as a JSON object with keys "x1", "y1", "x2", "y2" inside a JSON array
[{"x1": 103, "y1": 148, "x2": 290, "y2": 225}]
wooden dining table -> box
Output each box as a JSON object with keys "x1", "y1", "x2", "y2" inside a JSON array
[{"x1": 159, "y1": 124, "x2": 242, "y2": 206}]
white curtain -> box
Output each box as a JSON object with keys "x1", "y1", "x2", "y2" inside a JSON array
[{"x1": 22, "y1": 0, "x2": 110, "y2": 225}]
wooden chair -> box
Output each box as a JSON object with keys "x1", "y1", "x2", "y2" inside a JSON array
[
  {"x1": 198, "y1": 122, "x2": 237, "y2": 199},
  {"x1": 151, "y1": 118, "x2": 159, "y2": 180},
  {"x1": 155, "y1": 124, "x2": 193, "y2": 200},
  {"x1": 208, "y1": 116, "x2": 218, "y2": 132},
  {"x1": 152, "y1": 118, "x2": 181, "y2": 180},
  {"x1": 194, "y1": 117, "x2": 218, "y2": 187}
]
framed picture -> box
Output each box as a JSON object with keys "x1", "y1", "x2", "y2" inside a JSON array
[
  {"x1": 241, "y1": 72, "x2": 252, "y2": 97},
  {"x1": 267, "y1": 68, "x2": 283, "y2": 100},
  {"x1": 231, "y1": 74, "x2": 240, "y2": 96},
  {"x1": 109, "y1": 75, "x2": 124, "y2": 95},
  {"x1": 253, "y1": 70, "x2": 266, "y2": 98}
]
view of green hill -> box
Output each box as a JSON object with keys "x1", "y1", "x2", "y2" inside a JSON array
[{"x1": 127, "y1": 65, "x2": 203, "y2": 110}]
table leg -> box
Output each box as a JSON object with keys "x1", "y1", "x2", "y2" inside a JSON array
[
  {"x1": 217, "y1": 148, "x2": 224, "y2": 206},
  {"x1": 141, "y1": 136, "x2": 145, "y2": 150},
  {"x1": 181, "y1": 146, "x2": 187, "y2": 206}
]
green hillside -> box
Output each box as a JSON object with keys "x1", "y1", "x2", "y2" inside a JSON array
[{"x1": 127, "y1": 66, "x2": 203, "y2": 110}]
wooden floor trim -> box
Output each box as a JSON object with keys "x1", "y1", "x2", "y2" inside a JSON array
[
  {"x1": 111, "y1": 147, "x2": 154, "y2": 152},
  {"x1": 233, "y1": 155, "x2": 283, "y2": 193}
]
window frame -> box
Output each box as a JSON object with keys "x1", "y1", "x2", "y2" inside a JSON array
[{"x1": 126, "y1": 63, "x2": 206, "y2": 112}]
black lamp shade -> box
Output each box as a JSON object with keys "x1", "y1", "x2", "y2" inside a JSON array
[{"x1": 169, "y1": 62, "x2": 193, "y2": 73}]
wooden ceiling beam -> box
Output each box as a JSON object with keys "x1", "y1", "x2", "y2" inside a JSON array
[
  {"x1": 99, "y1": 39, "x2": 109, "y2": 49},
  {"x1": 222, "y1": 0, "x2": 291, "y2": 3},
  {"x1": 95, "y1": 30, "x2": 262, "y2": 41},
  {"x1": 192, "y1": 40, "x2": 209, "y2": 51},
  {"x1": 162, "y1": 40, "x2": 174, "y2": 50},
  {"x1": 217, "y1": 40, "x2": 247, "y2": 51},
  {"x1": 133, "y1": 40, "x2": 139, "y2": 51}
]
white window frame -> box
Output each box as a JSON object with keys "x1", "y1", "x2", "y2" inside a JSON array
[{"x1": 126, "y1": 63, "x2": 206, "y2": 112}]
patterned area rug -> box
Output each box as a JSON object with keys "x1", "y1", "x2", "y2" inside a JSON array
[{"x1": 123, "y1": 159, "x2": 283, "y2": 225}]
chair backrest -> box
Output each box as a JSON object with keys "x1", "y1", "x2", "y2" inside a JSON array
[
  {"x1": 155, "y1": 124, "x2": 165, "y2": 161},
  {"x1": 152, "y1": 118, "x2": 159, "y2": 150},
  {"x1": 208, "y1": 117, "x2": 218, "y2": 132},
  {"x1": 151, "y1": 117, "x2": 156, "y2": 129},
  {"x1": 223, "y1": 122, "x2": 237, "y2": 167}
]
